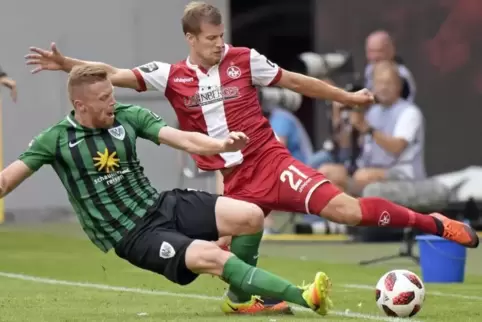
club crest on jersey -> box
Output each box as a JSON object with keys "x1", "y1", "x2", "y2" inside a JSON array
[
  {"x1": 108, "y1": 125, "x2": 125, "y2": 140},
  {"x1": 227, "y1": 65, "x2": 241, "y2": 79},
  {"x1": 159, "y1": 241, "x2": 175, "y2": 259}
]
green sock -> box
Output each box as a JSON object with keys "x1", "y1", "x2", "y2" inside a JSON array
[
  {"x1": 222, "y1": 255, "x2": 309, "y2": 308},
  {"x1": 226, "y1": 231, "x2": 263, "y2": 302}
]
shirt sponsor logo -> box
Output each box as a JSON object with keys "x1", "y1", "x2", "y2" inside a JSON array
[
  {"x1": 174, "y1": 77, "x2": 194, "y2": 83},
  {"x1": 184, "y1": 86, "x2": 240, "y2": 108}
]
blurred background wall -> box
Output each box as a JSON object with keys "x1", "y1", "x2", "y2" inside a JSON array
[{"x1": 0, "y1": 0, "x2": 229, "y2": 213}]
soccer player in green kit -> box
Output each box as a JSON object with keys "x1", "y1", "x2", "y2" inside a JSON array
[{"x1": 0, "y1": 64, "x2": 332, "y2": 315}]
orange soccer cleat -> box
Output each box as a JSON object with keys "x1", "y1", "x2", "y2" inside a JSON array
[{"x1": 430, "y1": 213, "x2": 479, "y2": 248}]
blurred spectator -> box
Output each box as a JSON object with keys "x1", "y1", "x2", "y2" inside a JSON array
[
  {"x1": 320, "y1": 60, "x2": 426, "y2": 195},
  {"x1": 307, "y1": 77, "x2": 355, "y2": 170},
  {"x1": 0, "y1": 65, "x2": 17, "y2": 102},
  {"x1": 364, "y1": 30, "x2": 416, "y2": 102},
  {"x1": 309, "y1": 101, "x2": 353, "y2": 169},
  {"x1": 268, "y1": 104, "x2": 313, "y2": 165}
]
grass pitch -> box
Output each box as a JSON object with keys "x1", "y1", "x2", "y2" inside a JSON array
[{"x1": 1, "y1": 223, "x2": 481, "y2": 321}]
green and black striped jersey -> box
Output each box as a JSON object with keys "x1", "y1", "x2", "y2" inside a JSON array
[{"x1": 19, "y1": 103, "x2": 167, "y2": 252}]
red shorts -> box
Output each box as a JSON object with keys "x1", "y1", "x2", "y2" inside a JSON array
[{"x1": 222, "y1": 143, "x2": 342, "y2": 216}]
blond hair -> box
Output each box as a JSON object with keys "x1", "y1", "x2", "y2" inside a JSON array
[
  {"x1": 67, "y1": 64, "x2": 108, "y2": 99},
  {"x1": 182, "y1": 1, "x2": 222, "y2": 35}
]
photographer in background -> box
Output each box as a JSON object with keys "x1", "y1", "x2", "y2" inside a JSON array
[
  {"x1": 0, "y1": 65, "x2": 17, "y2": 102},
  {"x1": 320, "y1": 60, "x2": 426, "y2": 195},
  {"x1": 308, "y1": 81, "x2": 362, "y2": 172},
  {"x1": 364, "y1": 30, "x2": 416, "y2": 102}
]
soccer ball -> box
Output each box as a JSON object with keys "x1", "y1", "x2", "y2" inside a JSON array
[{"x1": 375, "y1": 269, "x2": 425, "y2": 318}]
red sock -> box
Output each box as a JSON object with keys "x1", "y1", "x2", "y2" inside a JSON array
[{"x1": 358, "y1": 197, "x2": 439, "y2": 235}]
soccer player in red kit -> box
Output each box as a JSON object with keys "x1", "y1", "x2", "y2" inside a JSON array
[{"x1": 26, "y1": 1, "x2": 478, "y2": 315}]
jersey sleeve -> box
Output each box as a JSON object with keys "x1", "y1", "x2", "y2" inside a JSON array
[
  {"x1": 131, "y1": 61, "x2": 172, "y2": 95},
  {"x1": 124, "y1": 105, "x2": 167, "y2": 144},
  {"x1": 393, "y1": 107, "x2": 423, "y2": 142},
  {"x1": 250, "y1": 49, "x2": 283, "y2": 86},
  {"x1": 18, "y1": 128, "x2": 57, "y2": 171}
]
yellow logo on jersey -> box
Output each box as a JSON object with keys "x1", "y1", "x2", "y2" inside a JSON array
[{"x1": 93, "y1": 148, "x2": 120, "y2": 173}]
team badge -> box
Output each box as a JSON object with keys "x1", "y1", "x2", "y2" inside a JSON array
[
  {"x1": 227, "y1": 65, "x2": 241, "y2": 79},
  {"x1": 159, "y1": 241, "x2": 176, "y2": 259},
  {"x1": 108, "y1": 125, "x2": 126, "y2": 140}
]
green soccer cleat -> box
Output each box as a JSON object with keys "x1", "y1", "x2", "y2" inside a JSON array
[{"x1": 301, "y1": 271, "x2": 333, "y2": 315}]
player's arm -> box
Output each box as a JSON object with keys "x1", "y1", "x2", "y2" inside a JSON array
[
  {"x1": 158, "y1": 127, "x2": 248, "y2": 156},
  {"x1": 126, "y1": 104, "x2": 249, "y2": 155},
  {"x1": 276, "y1": 71, "x2": 356, "y2": 105},
  {"x1": 249, "y1": 48, "x2": 373, "y2": 107},
  {"x1": 0, "y1": 161, "x2": 33, "y2": 198},
  {"x1": 25, "y1": 43, "x2": 140, "y2": 90},
  {"x1": 0, "y1": 129, "x2": 56, "y2": 198}
]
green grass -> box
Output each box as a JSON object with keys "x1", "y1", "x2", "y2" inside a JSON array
[{"x1": 1, "y1": 223, "x2": 482, "y2": 321}]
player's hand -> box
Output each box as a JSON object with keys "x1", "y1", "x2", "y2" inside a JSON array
[
  {"x1": 222, "y1": 132, "x2": 249, "y2": 152},
  {"x1": 347, "y1": 88, "x2": 375, "y2": 107},
  {"x1": 25, "y1": 42, "x2": 66, "y2": 74}
]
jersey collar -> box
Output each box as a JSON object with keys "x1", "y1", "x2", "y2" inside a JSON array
[
  {"x1": 186, "y1": 44, "x2": 230, "y2": 73},
  {"x1": 66, "y1": 112, "x2": 79, "y2": 128},
  {"x1": 65, "y1": 111, "x2": 99, "y2": 133}
]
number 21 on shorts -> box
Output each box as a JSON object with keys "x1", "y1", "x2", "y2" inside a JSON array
[{"x1": 280, "y1": 164, "x2": 308, "y2": 192}]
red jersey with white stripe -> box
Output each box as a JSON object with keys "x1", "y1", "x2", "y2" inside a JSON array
[{"x1": 132, "y1": 45, "x2": 282, "y2": 171}]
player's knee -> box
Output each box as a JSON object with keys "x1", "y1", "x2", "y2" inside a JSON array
[
  {"x1": 185, "y1": 240, "x2": 231, "y2": 276},
  {"x1": 215, "y1": 198, "x2": 264, "y2": 236},
  {"x1": 244, "y1": 205, "x2": 264, "y2": 234},
  {"x1": 234, "y1": 203, "x2": 264, "y2": 235},
  {"x1": 320, "y1": 193, "x2": 362, "y2": 226}
]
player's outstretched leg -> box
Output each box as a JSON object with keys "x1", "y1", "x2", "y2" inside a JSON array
[
  {"x1": 215, "y1": 197, "x2": 292, "y2": 314},
  {"x1": 309, "y1": 187, "x2": 479, "y2": 248},
  {"x1": 185, "y1": 240, "x2": 333, "y2": 315}
]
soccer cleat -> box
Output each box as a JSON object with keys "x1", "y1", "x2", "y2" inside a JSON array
[
  {"x1": 430, "y1": 213, "x2": 479, "y2": 248},
  {"x1": 261, "y1": 297, "x2": 293, "y2": 315},
  {"x1": 301, "y1": 271, "x2": 333, "y2": 315},
  {"x1": 220, "y1": 296, "x2": 265, "y2": 314}
]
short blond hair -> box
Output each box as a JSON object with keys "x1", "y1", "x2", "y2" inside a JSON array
[
  {"x1": 67, "y1": 64, "x2": 108, "y2": 99},
  {"x1": 182, "y1": 1, "x2": 222, "y2": 35}
]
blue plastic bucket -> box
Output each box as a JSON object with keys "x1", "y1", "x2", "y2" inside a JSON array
[{"x1": 416, "y1": 234, "x2": 467, "y2": 283}]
